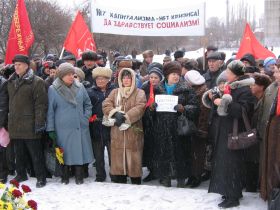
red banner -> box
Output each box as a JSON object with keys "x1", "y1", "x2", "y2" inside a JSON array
[
  {"x1": 63, "y1": 11, "x2": 96, "y2": 59},
  {"x1": 236, "y1": 23, "x2": 275, "y2": 60},
  {"x1": 5, "y1": 0, "x2": 34, "y2": 64}
]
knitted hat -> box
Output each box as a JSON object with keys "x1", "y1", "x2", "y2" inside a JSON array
[
  {"x1": 163, "y1": 61, "x2": 182, "y2": 78},
  {"x1": 74, "y1": 67, "x2": 85, "y2": 81},
  {"x1": 92, "y1": 67, "x2": 113, "y2": 79},
  {"x1": 264, "y1": 57, "x2": 276, "y2": 73},
  {"x1": 57, "y1": 63, "x2": 75, "y2": 79},
  {"x1": 147, "y1": 62, "x2": 163, "y2": 72},
  {"x1": 184, "y1": 70, "x2": 205, "y2": 86},
  {"x1": 12, "y1": 54, "x2": 30, "y2": 65},
  {"x1": 142, "y1": 50, "x2": 154, "y2": 58},
  {"x1": 149, "y1": 67, "x2": 164, "y2": 81},
  {"x1": 227, "y1": 60, "x2": 246, "y2": 76}
]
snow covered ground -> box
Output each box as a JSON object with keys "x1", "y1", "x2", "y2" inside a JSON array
[{"x1": 9, "y1": 164, "x2": 266, "y2": 210}]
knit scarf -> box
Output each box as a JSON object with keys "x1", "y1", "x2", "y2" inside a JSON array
[{"x1": 165, "y1": 82, "x2": 176, "y2": 95}]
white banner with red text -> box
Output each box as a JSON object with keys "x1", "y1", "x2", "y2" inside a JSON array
[{"x1": 91, "y1": 1, "x2": 205, "y2": 36}]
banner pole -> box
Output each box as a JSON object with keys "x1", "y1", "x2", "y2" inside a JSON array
[
  {"x1": 202, "y1": 1, "x2": 206, "y2": 71},
  {"x1": 59, "y1": 47, "x2": 65, "y2": 59}
]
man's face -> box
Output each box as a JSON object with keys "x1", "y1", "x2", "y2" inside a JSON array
[
  {"x1": 208, "y1": 59, "x2": 221, "y2": 72},
  {"x1": 84, "y1": 60, "x2": 96, "y2": 69},
  {"x1": 144, "y1": 56, "x2": 153, "y2": 64},
  {"x1": 14, "y1": 62, "x2": 28, "y2": 77},
  {"x1": 274, "y1": 67, "x2": 280, "y2": 83}
]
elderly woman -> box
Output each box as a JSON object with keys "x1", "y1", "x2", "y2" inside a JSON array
[
  {"x1": 102, "y1": 68, "x2": 146, "y2": 185},
  {"x1": 47, "y1": 63, "x2": 94, "y2": 185},
  {"x1": 208, "y1": 60, "x2": 255, "y2": 208},
  {"x1": 87, "y1": 67, "x2": 115, "y2": 182},
  {"x1": 141, "y1": 67, "x2": 164, "y2": 182},
  {"x1": 152, "y1": 61, "x2": 199, "y2": 188}
]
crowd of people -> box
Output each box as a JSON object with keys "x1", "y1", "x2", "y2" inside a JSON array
[{"x1": 0, "y1": 46, "x2": 279, "y2": 208}]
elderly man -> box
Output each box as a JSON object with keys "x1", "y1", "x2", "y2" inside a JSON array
[
  {"x1": 203, "y1": 52, "x2": 223, "y2": 89},
  {"x1": 7, "y1": 54, "x2": 48, "y2": 188}
]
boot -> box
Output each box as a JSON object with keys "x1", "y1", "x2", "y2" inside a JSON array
[
  {"x1": 190, "y1": 177, "x2": 201, "y2": 188},
  {"x1": 131, "y1": 177, "x2": 141, "y2": 185},
  {"x1": 75, "y1": 166, "x2": 84, "y2": 185},
  {"x1": 185, "y1": 176, "x2": 195, "y2": 186},
  {"x1": 160, "y1": 177, "x2": 171, "y2": 187},
  {"x1": 83, "y1": 164, "x2": 89, "y2": 178},
  {"x1": 218, "y1": 198, "x2": 240, "y2": 208},
  {"x1": 177, "y1": 178, "x2": 185, "y2": 188},
  {"x1": 143, "y1": 171, "x2": 156, "y2": 182},
  {"x1": 36, "y1": 178, "x2": 46, "y2": 188},
  {"x1": 61, "y1": 165, "x2": 69, "y2": 185},
  {"x1": 200, "y1": 170, "x2": 211, "y2": 182}
]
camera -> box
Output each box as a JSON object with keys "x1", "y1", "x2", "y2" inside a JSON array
[{"x1": 211, "y1": 86, "x2": 222, "y2": 101}]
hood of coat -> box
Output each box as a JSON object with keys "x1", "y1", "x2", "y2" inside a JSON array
[
  {"x1": 9, "y1": 68, "x2": 34, "y2": 84},
  {"x1": 117, "y1": 68, "x2": 137, "y2": 98},
  {"x1": 227, "y1": 75, "x2": 255, "y2": 90}
]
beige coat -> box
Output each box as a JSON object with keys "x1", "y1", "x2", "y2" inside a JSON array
[{"x1": 102, "y1": 68, "x2": 146, "y2": 177}]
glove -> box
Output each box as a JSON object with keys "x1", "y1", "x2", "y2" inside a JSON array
[
  {"x1": 48, "y1": 131, "x2": 57, "y2": 141},
  {"x1": 149, "y1": 102, "x2": 158, "y2": 111},
  {"x1": 174, "y1": 104, "x2": 185, "y2": 113},
  {"x1": 114, "y1": 112, "x2": 126, "y2": 127}
]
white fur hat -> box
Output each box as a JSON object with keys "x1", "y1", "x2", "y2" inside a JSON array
[{"x1": 184, "y1": 70, "x2": 205, "y2": 86}]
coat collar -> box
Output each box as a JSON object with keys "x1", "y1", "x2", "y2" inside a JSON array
[
  {"x1": 227, "y1": 76, "x2": 255, "y2": 89},
  {"x1": 9, "y1": 69, "x2": 34, "y2": 84},
  {"x1": 158, "y1": 79, "x2": 191, "y2": 95}
]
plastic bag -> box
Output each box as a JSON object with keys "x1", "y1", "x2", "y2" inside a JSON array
[{"x1": 0, "y1": 128, "x2": 10, "y2": 147}]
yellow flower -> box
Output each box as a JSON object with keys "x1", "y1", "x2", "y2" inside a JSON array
[
  {"x1": 8, "y1": 187, "x2": 16, "y2": 193},
  {"x1": 0, "y1": 183, "x2": 6, "y2": 189},
  {"x1": 55, "y1": 147, "x2": 64, "y2": 165},
  {"x1": 0, "y1": 200, "x2": 13, "y2": 210}
]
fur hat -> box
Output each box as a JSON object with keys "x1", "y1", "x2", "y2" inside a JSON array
[
  {"x1": 147, "y1": 62, "x2": 163, "y2": 72},
  {"x1": 12, "y1": 54, "x2": 30, "y2": 65},
  {"x1": 207, "y1": 52, "x2": 222, "y2": 60},
  {"x1": 118, "y1": 59, "x2": 133, "y2": 68},
  {"x1": 82, "y1": 51, "x2": 98, "y2": 62},
  {"x1": 163, "y1": 61, "x2": 182, "y2": 78},
  {"x1": 206, "y1": 45, "x2": 218, "y2": 52},
  {"x1": 74, "y1": 67, "x2": 85, "y2": 81},
  {"x1": 92, "y1": 67, "x2": 113, "y2": 79},
  {"x1": 227, "y1": 60, "x2": 246, "y2": 76},
  {"x1": 174, "y1": 50, "x2": 185, "y2": 60},
  {"x1": 63, "y1": 54, "x2": 76, "y2": 62},
  {"x1": 142, "y1": 50, "x2": 154, "y2": 58},
  {"x1": 57, "y1": 63, "x2": 75, "y2": 79},
  {"x1": 149, "y1": 67, "x2": 164, "y2": 81},
  {"x1": 240, "y1": 53, "x2": 256, "y2": 66},
  {"x1": 184, "y1": 70, "x2": 205, "y2": 86}
]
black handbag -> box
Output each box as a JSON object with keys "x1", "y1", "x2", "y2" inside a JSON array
[
  {"x1": 268, "y1": 188, "x2": 280, "y2": 210},
  {"x1": 44, "y1": 138, "x2": 62, "y2": 177},
  {"x1": 228, "y1": 108, "x2": 258, "y2": 150},
  {"x1": 177, "y1": 114, "x2": 197, "y2": 136}
]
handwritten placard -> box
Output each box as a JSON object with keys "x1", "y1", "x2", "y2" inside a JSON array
[{"x1": 155, "y1": 95, "x2": 178, "y2": 112}]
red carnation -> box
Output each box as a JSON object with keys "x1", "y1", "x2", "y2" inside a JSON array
[
  {"x1": 89, "y1": 114, "x2": 97, "y2": 122},
  {"x1": 28, "y1": 200, "x2": 38, "y2": 210},
  {"x1": 12, "y1": 189, "x2": 23, "y2": 198},
  {"x1": 10, "y1": 179, "x2": 19, "y2": 188},
  {"x1": 21, "y1": 184, "x2": 32, "y2": 193}
]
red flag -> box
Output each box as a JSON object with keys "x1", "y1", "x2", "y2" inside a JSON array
[
  {"x1": 146, "y1": 83, "x2": 155, "y2": 108},
  {"x1": 63, "y1": 11, "x2": 96, "y2": 59},
  {"x1": 236, "y1": 23, "x2": 275, "y2": 60},
  {"x1": 5, "y1": 0, "x2": 34, "y2": 64}
]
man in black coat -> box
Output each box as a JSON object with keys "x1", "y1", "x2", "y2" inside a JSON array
[
  {"x1": 203, "y1": 52, "x2": 223, "y2": 89},
  {"x1": 0, "y1": 76, "x2": 8, "y2": 183},
  {"x1": 81, "y1": 51, "x2": 98, "y2": 85}
]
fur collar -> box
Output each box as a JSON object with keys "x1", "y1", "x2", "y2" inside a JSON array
[
  {"x1": 52, "y1": 78, "x2": 82, "y2": 105},
  {"x1": 227, "y1": 76, "x2": 255, "y2": 89},
  {"x1": 9, "y1": 69, "x2": 34, "y2": 84},
  {"x1": 158, "y1": 80, "x2": 192, "y2": 95}
]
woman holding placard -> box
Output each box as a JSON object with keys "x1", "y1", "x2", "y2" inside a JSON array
[{"x1": 152, "y1": 61, "x2": 199, "y2": 188}]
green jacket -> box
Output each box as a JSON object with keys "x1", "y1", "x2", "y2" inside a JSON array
[{"x1": 7, "y1": 69, "x2": 48, "y2": 139}]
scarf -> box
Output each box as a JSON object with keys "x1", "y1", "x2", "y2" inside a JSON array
[
  {"x1": 52, "y1": 78, "x2": 81, "y2": 105},
  {"x1": 165, "y1": 82, "x2": 176, "y2": 95}
]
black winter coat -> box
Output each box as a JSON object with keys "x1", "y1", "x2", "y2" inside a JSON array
[
  {"x1": 152, "y1": 80, "x2": 199, "y2": 179},
  {"x1": 208, "y1": 76, "x2": 255, "y2": 198},
  {"x1": 87, "y1": 82, "x2": 115, "y2": 142},
  {"x1": 82, "y1": 65, "x2": 97, "y2": 86},
  {"x1": 0, "y1": 76, "x2": 8, "y2": 128},
  {"x1": 203, "y1": 69, "x2": 223, "y2": 89}
]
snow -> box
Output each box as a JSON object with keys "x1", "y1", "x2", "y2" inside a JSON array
[{"x1": 8, "y1": 165, "x2": 266, "y2": 210}]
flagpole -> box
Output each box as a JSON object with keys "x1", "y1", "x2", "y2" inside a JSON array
[{"x1": 59, "y1": 47, "x2": 65, "y2": 59}]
